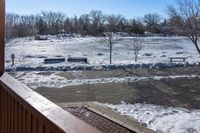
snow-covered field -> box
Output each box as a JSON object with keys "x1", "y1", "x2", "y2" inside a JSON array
[
  {"x1": 106, "y1": 103, "x2": 200, "y2": 133},
  {"x1": 5, "y1": 36, "x2": 200, "y2": 70}
]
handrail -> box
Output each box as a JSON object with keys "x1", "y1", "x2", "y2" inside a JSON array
[{"x1": 0, "y1": 73, "x2": 101, "y2": 133}]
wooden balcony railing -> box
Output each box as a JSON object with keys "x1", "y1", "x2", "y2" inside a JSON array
[{"x1": 0, "y1": 73, "x2": 102, "y2": 133}]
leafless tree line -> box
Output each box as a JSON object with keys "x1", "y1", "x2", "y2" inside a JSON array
[{"x1": 6, "y1": 10, "x2": 168, "y2": 39}]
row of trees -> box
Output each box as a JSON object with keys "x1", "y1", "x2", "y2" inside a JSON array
[{"x1": 6, "y1": 10, "x2": 171, "y2": 39}]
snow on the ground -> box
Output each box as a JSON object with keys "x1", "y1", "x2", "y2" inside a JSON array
[
  {"x1": 15, "y1": 72, "x2": 68, "y2": 89},
  {"x1": 106, "y1": 102, "x2": 200, "y2": 133},
  {"x1": 15, "y1": 71, "x2": 200, "y2": 89},
  {"x1": 5, "y1": 36, "x2": 200, "y2": 70}
]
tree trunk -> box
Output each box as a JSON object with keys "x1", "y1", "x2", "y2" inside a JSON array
[
  {"x1": 194, "y1": 41, "x2": 200, "y2": 55},
  {"x1": 134, "y1": 52, "x2": 137, "y2": 62},
  {"x1": 188, "y1": 35, "x2": 200, "y2": 55}
]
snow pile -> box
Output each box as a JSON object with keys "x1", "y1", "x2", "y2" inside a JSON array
[
  {"x1": 54, "y1": 74, "x2": 199, "y2": 87},
  {"x1": 15, "y1": 72, "x2": 200, "y2": 89},
  {"x1": 106, "y1": 103, "x2": 200, "y2": 133},
  {"x1": 6, "y1": 62, "x2": 200, "y2": 72},
  {"x1": 16, "y1": 72, "x2": 68, "y2": 89}
]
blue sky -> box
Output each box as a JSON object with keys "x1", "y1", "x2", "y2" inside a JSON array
[{"x1": 6, "y1": 0, "x2": 175, "y2": 18}]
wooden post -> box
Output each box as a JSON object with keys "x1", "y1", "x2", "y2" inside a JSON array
[{"x1": 0, "y1": 0, "x2": 5, "y2": 75}]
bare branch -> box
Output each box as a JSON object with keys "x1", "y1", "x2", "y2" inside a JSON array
[{"x1": 97, "y1": 32, "x2": 122, "y2": 64}]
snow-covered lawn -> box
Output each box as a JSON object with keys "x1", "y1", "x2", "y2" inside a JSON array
[
  {"x1": 5, "y1": 36, "x2": 200, "y2": 70},
  {"x1": 15, "y1": 71, "x2": 200, "y2": 89},
  {"x1": 106, "y1": 102, "x2": 200, "y2": 133}
]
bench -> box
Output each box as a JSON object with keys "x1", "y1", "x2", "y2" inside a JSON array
[
  {"x1": 67, "y1": 57, "x2": 88, "y2": 63},
  {"x1": 44, "y1": 58, "x2": 65, "y2": 64},
  {"x1": 169, "y1": 57, "x2": 187, "y2": 63}
]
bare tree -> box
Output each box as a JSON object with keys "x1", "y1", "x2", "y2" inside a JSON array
[
  {"x1": 106, "y1": 14, "x2": 124, "y2": 32},
  {"x1": 128, "y1": 18, "x2": 145, "y2": 35},
  {"x1": 100, "y1": 32, "x2": 122, "y2": 64},
  {"x1": 167, "y1": 0, "x2": 200, "y2": 54},
  {"x1": 144, "y1": 13, "x2": 161, "y2": 34},
  {"x1": 64, "y1": 17, "x2": 73, "y2": 34},
  {"x1": 90, "y1": 10, "x2": 106, "y2": 35},
  {"x1": 98, "y1": 14, "x2": 125, "y2": 64},
  {"x1": 6, "y1": 13, "x2": 20, "y2": 39},
  {"x1": 36, "y1": 15, "x2": 48, "y2": 35},
  {"x1": 132, "y1": 37, "x2": 144, "y2": 62},
  {"x1": 79, "y1": 14, "x2": 91, "y2": 35}
]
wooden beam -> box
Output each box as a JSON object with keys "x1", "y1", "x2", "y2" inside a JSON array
[{"x1": 0, "y1": 0, "x2": 5, "y2": 75}]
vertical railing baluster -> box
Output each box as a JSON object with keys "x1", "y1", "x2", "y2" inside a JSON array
[
  {"x1": 36, "y1": 118, "x2": 39, "y2": 133},
  {"x1": 31, "y1": 114, "x2": 37, "y2": 133},
  {"x1": 14, "y1": 100, "x2": 18, "y2": 133},
  {"x1": 22, "y1": 106, "x2": 26, "y2": 133},
  {"x1": 37, "y1": 120, "x2": 44, "y2": 133},
  {"x1": 0, "y1": 88, "x2": 4, "y2": 133},
  {"x1": 10, "y1": 97, "x2": 14, "y2": 133},
  {"x1": 26, "y1": 109, "x2": 31, "y2": 133},
  {"x1": 8, "y1": 93, "x2": 11, "y2": 133},
  {"x1": 43, "y1": 125, "x2": 46, "y2": 133},
  {"x1": 0, "y1": 88, "x2": 1, "y2": 131},
  {"x1": 5, "y1": 91, "x2": 8, "y2": 133}
]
